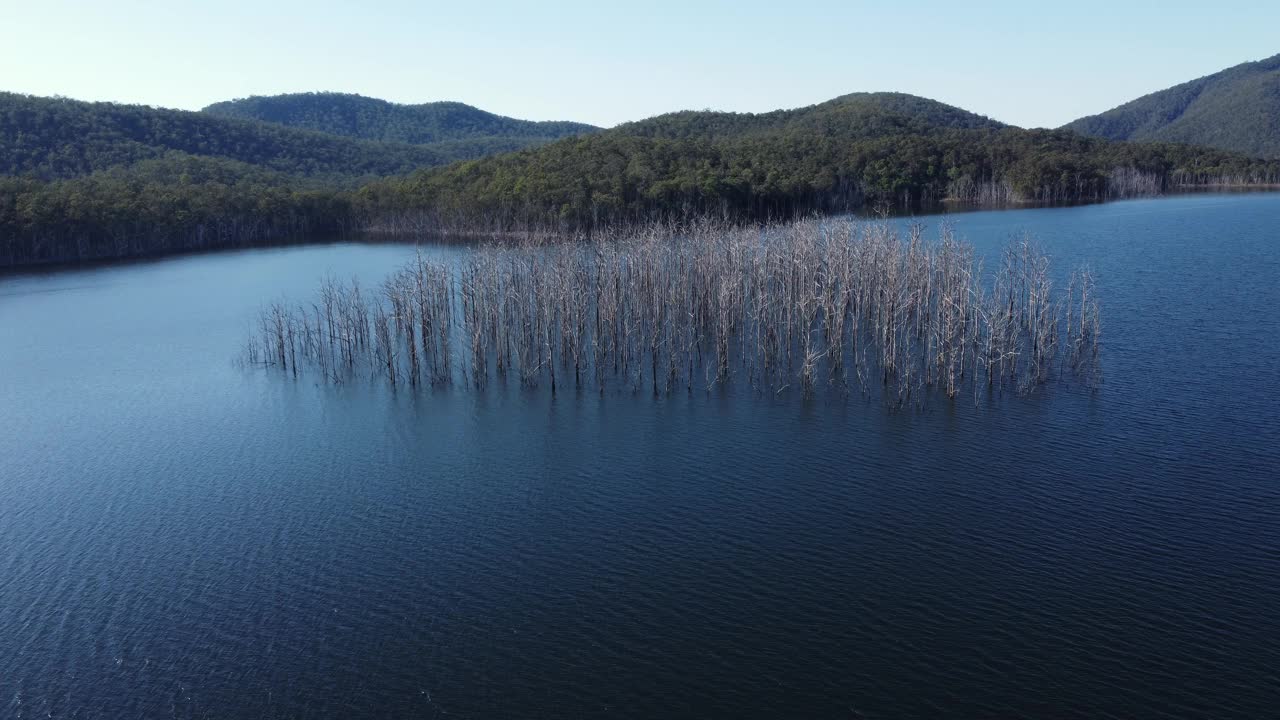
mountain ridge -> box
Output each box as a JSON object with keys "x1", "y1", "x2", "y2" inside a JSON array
[
  {"x1": 610, "y1": 92, "x2": 1004, "y2": 141},
  {"x1": 359, "y1": 90, "x2": 1273, "y2": 232},
  {"x1": 1064, "y1": 54, "x2": 1280, "y2": 158},
  {"x1": 0, "y1": 92, "x2": 537, "y2": 182},
  {"x1": 4, "y1": 88, "x2": 1279, "y2": 267},
  {"x1": 201, "y1": 92, "x2": 598, "y2": 146}
]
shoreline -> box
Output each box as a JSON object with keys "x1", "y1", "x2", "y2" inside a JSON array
[{"x1": 5, "y1": 187, "x2": 1280, "y2": 275}]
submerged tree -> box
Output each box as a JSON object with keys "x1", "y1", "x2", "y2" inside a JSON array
[{"x1": 244, "y1": 217, "x2": 1102, "y2": 407}]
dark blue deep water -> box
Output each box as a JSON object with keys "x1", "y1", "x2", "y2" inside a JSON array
[{"x1": 2, "y1": 194, "x2": 1279, "y2": 718}]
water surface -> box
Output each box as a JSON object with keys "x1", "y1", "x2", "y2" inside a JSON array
[{"x1": 2, "y1": 194, "x2": 1279, "y2": 718}]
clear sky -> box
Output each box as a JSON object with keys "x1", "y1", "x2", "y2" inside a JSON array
[{"x1": 5, "y1": 0, "x2": 1277, "y2": 128}]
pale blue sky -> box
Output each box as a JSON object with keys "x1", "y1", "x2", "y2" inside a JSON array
[{"x1": 4, "y1": 0, "x2": 1277, "y2": 128}]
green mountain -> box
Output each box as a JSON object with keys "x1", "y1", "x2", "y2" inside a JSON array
[
  {"x1": 1064, "y1": 54, "x2": 1280, "y2": 158},
  {"x1": 362, "y1": 92, "x2": 1275, "y2": 229},
  {"x1": 613, "y1": 92, "x2": 1005, "y2": 140},
  {"x1": 4, "y1": 91, "x2": 1278, "y2": 267},
  {"x1": 0, "y1": 92, "x2": 566, "y2": 183},
  {"x1": 201, "y1": 92, "x2": 598, "y2": 146}
]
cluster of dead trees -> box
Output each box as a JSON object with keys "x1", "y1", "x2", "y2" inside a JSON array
[
  {"x1": 244, "y1": 218, "x2": 1102, "y2": 405},
  {"x1": 1106, "y1": 167, "x2": 1165, "y2": 198},
  {"x1": 946, "y1": 168, "x2": 1171, "y2": 206},
  {"x1": 1169, "y1": 169, "x2": 1280, "y2": 187}
]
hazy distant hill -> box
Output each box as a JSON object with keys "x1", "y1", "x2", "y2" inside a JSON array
[
  {"x1": 1064, "y1": 54, "x2": 1280, "y2": 158},
  {"x1": 202, "y1": 92, "x2": 599, "y2": 146}
]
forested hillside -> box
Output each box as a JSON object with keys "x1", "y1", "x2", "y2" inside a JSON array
[
  {"x1": 0, "y1": 153, "x2": 355, "y2": 265},
  {"x1": 359, "y1": 93, "x2": 1280, "y2": 231},
  {"x1": 202, "y1": 92, "x2": 598, "y2": 146},
  {"x1": 1064, "y1": 54, "x2": 1280, "y2": 158},
  {"x1": 4, "y1": 91, "x2": 1279, "y2": 267},
  {"x1": 0, "y1": 92, "x2": 594, "y2": 265},
  {"x1": 0, "y1": 93, "x2": 466, "y2": 182},
  {"x1": 613, "y1": 93, "x2": 1004, "y2": 140}
]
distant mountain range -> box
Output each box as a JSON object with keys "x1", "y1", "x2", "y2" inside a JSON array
[
  {"x1": 202, "y1": 92, "x2": 598, "y2": 147},
  {"x1": 0, "y1": 92, "x2": 596, "y2": 184},
  {"x1": 0, "y1": 92, "x2": 436, "y2": 182},
  {"x1": 361, "y1": 90, "x2": 1270, "y2": 232},
  {"x1": 3, "y1": 64, "x2": 1279, "y2": 266},
  {"x1": 612, "y1": 91, "x2": 1004, "y2": 139},
  {"x1": 1065, "y1": 54, "x2": 1280, "y2": 158}
]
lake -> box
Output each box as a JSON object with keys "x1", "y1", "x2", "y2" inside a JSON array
[{"x1": 2, "y1": 194, "x2": 1278, "y2": 718}]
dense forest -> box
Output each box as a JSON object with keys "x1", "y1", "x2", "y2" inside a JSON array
[
  {"x1": 3, "y1": 90, "x2": 1280, "y2": 266},
  {"x1": 203, "y1": 92, "x2": 598, "y2": 146},
  {"x1": 0, "y1": 92, "x2": 592, "y2": 264},
  {"x1": 0, "y1": 153, "x2": 355, "y2": 265},
  {"x1": 358, "y1": 93, "x2": 1280, "y2": 232},
  {"x1": 1065, "y1": 53, "x2": 1280, "y2": 158},
  {"x1": 0, "y1": 92, "x2": 568, "y2": 182}
]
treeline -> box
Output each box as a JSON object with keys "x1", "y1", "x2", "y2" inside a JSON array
[
  {"x1": 202, "y1": 92, "x2": 598, "y2": 145},
  {"x1": 0, "y1": 154, "x2": 354, "y2": 265}
]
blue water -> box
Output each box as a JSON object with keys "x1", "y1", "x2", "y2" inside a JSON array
[{"x1": 2, "y1": 194, "x2": 1279, "y2": 718}]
